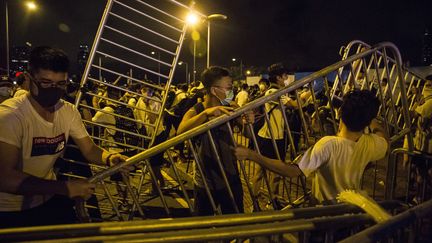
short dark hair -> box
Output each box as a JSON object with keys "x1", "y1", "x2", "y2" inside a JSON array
[
  {"x1": 107, "y1": 86, "x2": 122, "y2": 100},
  {"x1": 258, "y1": 78, "x2": 270, "y2": 87},
  {"x1": 241, "y1": 83, "x2": 249, "y2": 90},
  {"x1": 29, "y1": 46, "x2": 69, "y2": 74},
  {"x1": 178, "y1": 83, "x2": 188, "y2": 91},
  {"x1": 201, "y1": 66, "x2": 230, "y2": 91},
  {"x1": 340, "y1": 89, "x2": 380, "y2": 132},
  {"x1": 268, "y1": 63, "x2": 287, "y2": 84}
]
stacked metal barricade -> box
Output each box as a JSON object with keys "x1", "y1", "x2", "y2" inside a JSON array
[{"x1": 7, "y1": 0, "x2": 429, "y2": 241}]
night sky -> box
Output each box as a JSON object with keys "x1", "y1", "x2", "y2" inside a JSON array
[{"x1": 1, "y1": 0, "x2": 431, "y2": 76}]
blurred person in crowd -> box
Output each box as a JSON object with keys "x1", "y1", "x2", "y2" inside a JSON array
[
  {"x1": 0, "y1": 81, "x2": 13, "y2": 103},
  {"x1": 172, "y1": 83, "x2": 188, "y2": 107},
  {"x1": 124, "y1": 83, "x2": 142, "y2": 107},
  {"x1": 235, "y1": 83, "x2": 249, "y2": 107},
  {"x1": 135, "y1": 84, "x2": 169, "y2": 193},
  {"x1": 13, "y1": 72, "x2": 30, "y2": 98},
  {"x1": 234, "y1": 89, "x2": 387, "y2": 205},
  {"x1": 0, "y1": 46, "x2": 130, "y2": 228},
  {"x1": 178, "y1": 66, "x2": 246, "y2": 215},
  {"x1": 251, "y1": 63, "x2": 295, "y2": 208},
  {"x1": 258, "y1": 78, "x2": 270, "y2": 95},
  {"x1": 408, "y1": 75, "x2": 432, "y2": 203}
]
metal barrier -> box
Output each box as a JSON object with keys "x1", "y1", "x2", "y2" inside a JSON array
[
  {"x1": 70, "y1": 41, "x2": 413, "y2": 221},
  {"x1": 336, "y1": 40, "x2": 430, "y2": 200},
  {"x1": 60, "y1": 0, "x2": 205, "y2": 221},
  {"x1": 0, "y1": 201, "x2": 403, "y2": 242},
  {"x1": 340, "y1": 199, "x2": 432, "y2": 243},
  {"x1": 389, "y1": 148, "x2": 432, "y2": 203}
]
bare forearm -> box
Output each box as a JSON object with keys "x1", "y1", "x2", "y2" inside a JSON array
[
  {"x1": 248, "y1": 150, "x2": 301, "y2": 178},
  {"x1": 83, "y1": 143, "x2": 109, "y2": 165},
  {"x1": 370, "y1": 118, "x2": 387, "y2": 139},
  {"x1": 0, "y1": 171, "x2": 68, "y2": 196},
  {"x1": 177, "y1": 112, "x2": 208, "y2": 134}
]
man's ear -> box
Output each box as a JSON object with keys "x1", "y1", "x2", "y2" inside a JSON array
[{"x1": 209, "y1": 87, "x2": 216, "y2": 96}]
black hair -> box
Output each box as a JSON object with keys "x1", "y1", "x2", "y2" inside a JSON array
[
  {"x1": 178, "y1": 83, "x2": 188, "y2": 91},
  {"x1": 258, "y1": 78, "x2": 270, "y2": 87},
  {"x1": 268, "y1": 63, "x2": 287, "y2": 84},
  {"x1": 128, "y1": 83, "x2": 142, "y2": 93},
  {"x1": 201, "y1": 66, "x2": 231, "y2": 91},
  {"x1": 241, "y1": 83, "x2": 249, "y2": 90},
  {"x1": 29, "y1": 46, "x2": 69, "y2": 74},
  {"x1": 107, "y1": 86, "x2": 122, "y2": 100},
  {"x1": 340, "y1": 89, "x2": 380, "y2": 132}
]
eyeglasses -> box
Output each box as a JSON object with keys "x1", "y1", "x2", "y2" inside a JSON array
[{"x1": 29, "y1": 75, "x2": 68, "y2": 89}]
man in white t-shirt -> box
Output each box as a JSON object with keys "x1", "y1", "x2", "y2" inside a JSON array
[
  {"x1": 234, "y1": 89, "x2": 388, "y2": 204},
  {"x1": 0, "y1": 46, "x2": 129, "y2": 228}
]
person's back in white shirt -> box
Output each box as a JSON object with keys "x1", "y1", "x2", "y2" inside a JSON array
[{"x1": 298, "y1": 134, "x2": 387, "y2": 202}]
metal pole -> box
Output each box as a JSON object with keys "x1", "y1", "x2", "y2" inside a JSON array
[
  {"x1": 240, "y1": 59, "x2": 243, "y2": 79},
  {"x1": 6, "y1": 1, "x2": 9, "y2": 76},
  {"x1": 158, "y1": 52, "x2": 161, "y2": 85},
  {"x1": 98, "y1": 57, "x2": 102, "y2": 81},
  {"x1": 193, "y1": 40, "x2": 196, "y2": 82},
  {"x1": 185, "y1": 62, "x2": 189, "y2": 85},
  {"x1": 207, "y1": 21, "x2": 210, "y2": 68}
]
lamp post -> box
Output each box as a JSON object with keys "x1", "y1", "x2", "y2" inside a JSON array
[
  {"x1": 232, "y1": 58, "x2": 243, "y2": 79},
  {"x1": 151, "y1": 51, "x2": 161, "y2": 85},
  {"x1": 5, "y1": 1, "x2": 38, "y2": 77},
  {"x1": 178, "y1": 61, "x2": 189, "y2": 85},
  {"x1": 206, "y1": 14, "x2": 227, "y2": 68}
]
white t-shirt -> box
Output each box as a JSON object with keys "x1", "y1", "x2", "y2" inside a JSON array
[
  {"x1": 92, "y1": 106, "x2": 118, "y2": 152},
  {"x1": 298, "y1": 134, "x2": 387, "y2": 203},
  {"x1": 258, "y1": 88, "x2": 285, "y2": 139},
  {"x1": 135, "y1": 97, "x2": 165, "y2": 137},
  {"x1": 235, "y1": 90, "x2": 249, "y2": 107},
  {"x1": 0, "y1": 94, "x2": 89, "y2": 211}
]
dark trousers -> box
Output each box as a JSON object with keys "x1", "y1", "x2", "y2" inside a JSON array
[
  {"x1": 194, "y1": 182, "x2": 244, "y2": 216},
  {"x1": 258, "y1": 136, "x2": 286, "y2": 162},
  {"x1": 0, "y1": 195, "x2": 76, "y2": 228}
]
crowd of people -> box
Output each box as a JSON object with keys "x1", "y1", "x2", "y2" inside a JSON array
[{"x1": 0, "y1": 45, "x2": 430, "y2": 228}]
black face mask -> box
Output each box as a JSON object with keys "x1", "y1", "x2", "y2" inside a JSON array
[{"x1": 31, "y1": 81, "x2": 65, "y2": 108}]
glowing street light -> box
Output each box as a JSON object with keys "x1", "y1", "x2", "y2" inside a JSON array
[
  {"x1": 246, "y1": 70, "x2": 251, "y2": 75},
  {"x1": 186, "y1": 12, "x2": 199, "y2": 26},
  {"x1": 25, "y1": 1, "x2": 38, "y2": 11}
]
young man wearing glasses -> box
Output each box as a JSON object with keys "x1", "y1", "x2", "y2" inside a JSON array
[{"x1": 0, "y1": 46, "x2": 129, "y2": 228}]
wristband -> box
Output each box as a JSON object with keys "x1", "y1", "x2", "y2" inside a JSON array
[{"x1": 105, "y1": 153, "x2": 118, "y2": 166}]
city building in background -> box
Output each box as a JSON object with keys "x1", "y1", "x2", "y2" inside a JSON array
[
  {"x1": 422, "y1": 27, "x2": 432, "y2": 66},
  {"x1": 77, "y1": 44, "x2": 89, "y2": 75},
  {"x1": 10, "y1": 45, "x2": 31, "y2": 76}
]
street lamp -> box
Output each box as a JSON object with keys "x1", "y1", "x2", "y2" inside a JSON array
[
  {"x1": 178, "y1": 61, "x2": 189, "y2": 85},
  {"x1": 151, "y1": 51, "x2": 161, "y2": 85},
  {"x1": 232, "y1": 58, "x2": 243, "y2": 79},
  {"x1": 186, "y1": 12, "x2": 201, "y2": 83},
  {"x1": 5, "y1": 1, "x2": 38, "y2": 76},
  {"x1": 206, "y1": 14, "x2": 227, "y2": 68}
]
